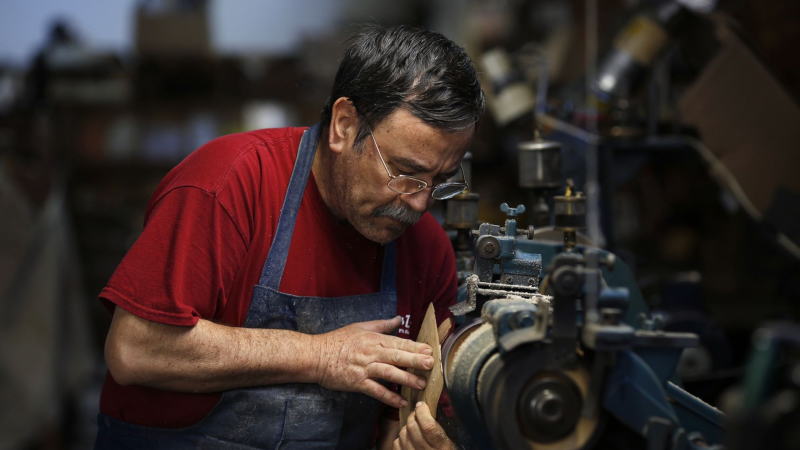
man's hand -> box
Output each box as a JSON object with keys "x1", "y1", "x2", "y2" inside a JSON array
[
  {"x1": 393, "y1": 402, "x2": 455, "y2": 450},
  {"x1": 313, "y1": 316, "x2": 434, "y2": 408}
]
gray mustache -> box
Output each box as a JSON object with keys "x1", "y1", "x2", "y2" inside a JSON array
[{"x1": 372, "y1": 204, "x2": 422, "y2": 225}]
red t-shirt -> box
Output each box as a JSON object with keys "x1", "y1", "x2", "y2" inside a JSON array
[{"x1": 99, "y1": 126, "x2": 457, "y2": 428}]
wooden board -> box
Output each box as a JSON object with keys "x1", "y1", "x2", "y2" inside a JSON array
[{"x1": 400, "y1": 303, "x2": 444, "y2": 426}]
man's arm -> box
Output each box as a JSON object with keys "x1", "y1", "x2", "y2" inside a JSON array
[{"x1": 105, "y1": 307, "x2": 434, "y2": 408}]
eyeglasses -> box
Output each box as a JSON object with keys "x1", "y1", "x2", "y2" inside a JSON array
[{"x1": 368, "y1": 130, "x2": 469, "y2": 200}]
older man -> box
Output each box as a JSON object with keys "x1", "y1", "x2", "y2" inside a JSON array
[{"x1": 96, "y1": 25, "x2": 484, "y2": 449}]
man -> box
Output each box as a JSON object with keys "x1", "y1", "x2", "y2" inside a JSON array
[{"x1": 96, "y1": 25, "x2": 484, "y2": 449}]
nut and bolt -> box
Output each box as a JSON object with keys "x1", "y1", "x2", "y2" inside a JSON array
[
  {"x1": 511, "y1": 310, "x2": 536, "y2": 329},
  {"x1": 529, "y1": 388, "x2": 564, "y2": 423}
]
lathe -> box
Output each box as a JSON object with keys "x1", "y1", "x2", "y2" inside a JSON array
[{"x1": 441, "y1": 198, "x2": 725, "y2": 449}]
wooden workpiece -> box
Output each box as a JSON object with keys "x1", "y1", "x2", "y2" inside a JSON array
[{"x1": 400, "y1": 303, "x2": 445, "y2": 426}]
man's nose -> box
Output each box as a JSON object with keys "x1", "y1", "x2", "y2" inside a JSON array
[{"x1": 402, "y1": 189, "x2": 431, "y2": 213}]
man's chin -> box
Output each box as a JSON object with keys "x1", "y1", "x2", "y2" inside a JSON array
[{"x1": 355, "y1": 217, "x2": 410, "y2": 244}]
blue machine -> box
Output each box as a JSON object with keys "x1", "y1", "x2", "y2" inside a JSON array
[{"x1": 442, "y1": 203, "x2": 725, "y2": 449}]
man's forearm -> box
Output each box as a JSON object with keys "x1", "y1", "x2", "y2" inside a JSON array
[
  {"x1": 105, "y1": 307, "x2": 321, "y2": 393},
  {"x1": 105, "y1": 307, "x2": 434, "y2": 408}
]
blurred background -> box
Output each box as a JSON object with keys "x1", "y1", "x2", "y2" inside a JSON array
[{"x1": 0, "y1": 0, "x2": 798, "y2": 448}]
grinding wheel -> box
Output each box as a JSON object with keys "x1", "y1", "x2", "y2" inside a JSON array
[{"x1": 479, "y1": 347, "x2": 601, "y2": 449}]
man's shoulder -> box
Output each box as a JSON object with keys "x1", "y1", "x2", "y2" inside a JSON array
[
  {"x1": 185, "y1": 127, "x2": 306, "y2": 184},
  {"x1": 238, "y1": 126, "x2": 308, "y2": 153},
  {"x1": 154, "y1": 127, "x2": 306, "y2": 196},
  {"x1": 191, "y1": 126, "x2": 304, "y2": 160}
]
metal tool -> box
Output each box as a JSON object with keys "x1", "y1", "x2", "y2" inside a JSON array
[
  {"x1": 518, "y1": 133, "x2": 563, "y2": 227},
  {"x1": 443, "y1": 203, "x2": 725, "y2": 449},
  {"x1": 445, "y1": 152, "x2": 481, "y2": 287}
]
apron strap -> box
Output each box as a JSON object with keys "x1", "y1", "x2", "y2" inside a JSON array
[
  {"x1": 260, "y1": 123, "x2": 321, "y2": 289},
  {"x1": 379, "y1": 242, "x2": 396, "y2": 293}
]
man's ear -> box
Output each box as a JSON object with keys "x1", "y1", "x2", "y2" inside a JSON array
[{"x1": 328, "y1": 97, "x2": 358, "y2": 155}]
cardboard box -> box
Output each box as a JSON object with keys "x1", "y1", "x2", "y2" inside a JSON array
[{"x1": 678, "y1": 25, "x2": 800, "y2": 244}]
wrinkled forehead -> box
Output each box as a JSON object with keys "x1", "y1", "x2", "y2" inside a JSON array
[{"x1": 373, "y1": 110, "x2": 474, "y2": 173}]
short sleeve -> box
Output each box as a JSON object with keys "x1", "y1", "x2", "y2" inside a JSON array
[{"x1": 100, "y1": 187, "x2": 248, "y2": 326}]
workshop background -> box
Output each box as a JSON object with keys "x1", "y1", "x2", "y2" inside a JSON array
[{"x1": 0, "y1": 0, "x2": 798, "y2": 449}]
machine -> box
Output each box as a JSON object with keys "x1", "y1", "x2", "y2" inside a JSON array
[{"x1": 441, "y1": 201, "x2": 725, "y2": 449}]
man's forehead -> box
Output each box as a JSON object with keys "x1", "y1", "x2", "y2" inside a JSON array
[
  {"x1": 376, "y1": 108, "x2": 474, "y2": 140},
  {"x1": 385, "y1": 133, "x2": 470, "y2": 175},
  {"x1": 375, "y1": 112, "x2": 473, "y2": 172}
]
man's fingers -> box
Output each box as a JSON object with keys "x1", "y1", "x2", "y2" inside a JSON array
[
  {"x1": 361, "y1": 378, "x2": 407, "y2": 409},
  {"x1": 395, "y1": 406, "x2": 452, "y2": 450},
  {"x1": 414, "y1": 401, "x2": 435, "y2": 423},
  {"x1": 366, "y1": 362, "x2": 427, "y2": 389},
  {"x1": 405, "y1": 411, "x2": 432, "y2": 449},
  {"x1": 352, "y1": 319, "x2": 433, "y2": 356},
  {"x1": 414, "y1": 402, "x2": 451, "y2": 447},
  {"x1": 377, "y1": 346, "x2": 434, "y2": 370},
  {"x1": 356, "y1": 316, "x2": 404, "y2": 334},
  {"x1": 381, "y1": 334, "x2": 433, "y2": 356},
  {"x1": 397, "y1": 426, "x2": 411, "y2": 449}
]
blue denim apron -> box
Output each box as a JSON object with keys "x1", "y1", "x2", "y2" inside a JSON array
[{"x1": 95, "y1": 123, "x2": 398, "y2": 449}]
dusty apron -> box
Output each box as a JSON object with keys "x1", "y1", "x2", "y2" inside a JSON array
[{"x1": 95, "y1": 123, "x2": 398, "y2": 449}]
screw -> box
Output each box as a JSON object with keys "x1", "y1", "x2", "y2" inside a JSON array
[
  {"x1": 553, "y1": 268, "x2": 580, "y2": 297},
  {"x1": 477, "y1": 237, "x2": 500, "y2": 258},
  {"x1": 530, "y1": 388, "x2": 563, "y2": 423}
]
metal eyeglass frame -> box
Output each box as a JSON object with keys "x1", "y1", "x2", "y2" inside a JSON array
[{"x1": 367, "y1": 129, "x2": 469, "y2": 200}]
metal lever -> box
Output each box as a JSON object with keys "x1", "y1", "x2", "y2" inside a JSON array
[{"x1": 500, "y1": 202, "x2": 526, "y2": 217}]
